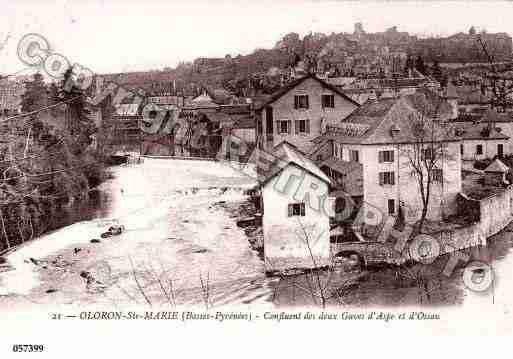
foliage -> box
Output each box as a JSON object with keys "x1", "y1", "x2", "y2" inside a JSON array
[
  {"x1": 0, "y1": 71, "x2": 106, "y2": 252},
  {"x1": 20, "y1": 73, "x2": 48, "y2": 113}
]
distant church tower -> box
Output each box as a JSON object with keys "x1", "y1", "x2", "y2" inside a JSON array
[{"x1": 354, "y1": 22, "x2": 365, "y2": 36}]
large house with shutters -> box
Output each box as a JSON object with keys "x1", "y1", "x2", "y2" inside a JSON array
[
  {"x1": 255, "y1": 74, "x2": 360, "y2": 154},
  {"x1": 313, "y1": 92, "x2": 462, "y2": 226}
]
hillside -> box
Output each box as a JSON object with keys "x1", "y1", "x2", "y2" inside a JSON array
[{"x1": 97, "y1": 27, "x2": 513, "y2": 97}]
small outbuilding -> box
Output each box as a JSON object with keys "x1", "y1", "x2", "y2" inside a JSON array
[
  {"x1": 484, "y1": 158, "x2": 510, "y2": 186},
  {"x1": 260, "y1": 142, "x2": 332, "y2": 273}
]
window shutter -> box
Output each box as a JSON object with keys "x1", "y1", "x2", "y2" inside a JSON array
[
  {"x1": 391, "y1": 172, "x2": 395, "y2": 185},
  {"x1": 294, "y1": 96, "x2": 298, "y2": 109},
  {"x1": 306, "y1": 119, "x2": 310, "y2": 134},
  {"x1": 306, "y1": 96, "x2": 309, "y2": 109},
  {"x1": 378, "y1": 151, "x2": 383, "y2": 163},
  {"x1": 287, "y1": 120, "x2": 292, "y2": 134},
  {"x1": 287, "y1": 204, "x2": 293, "y2": 217},
  {"x1": 276, "y1": 120, "x2": 280, "y2": 134},
  {"x1": 295, "y1": 120, "x2": 300, "y2": 135},
  {"x1": 391, "y1": 151, "x2": 394, "y2": 162},
  {"x1": 300, "y1": 203, "x2": 305, "y2": 216},
  {"x1": 332, "y1": 96, "x2": 335, "y2": 108},
  {"x1": 379, "y1": 173, "x2": 384, "y2": 185}
]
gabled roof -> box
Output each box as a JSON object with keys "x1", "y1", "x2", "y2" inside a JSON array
[
  {"x1": 342, "y1": 90, "x2": 373, "y2": 105},
  {"x1": 319, "y1": 98, "x2": 398, "y2": 144},
  {"x1": 406, "y1": 88, "x2": 454, "y2": 120},
  {"x1": 260, "y1": 141, "x2": 331, "y2": 186},
  {"x1": 320, "y1": 158, "x2": 362, "y2": 175},
  {"x1": 455, "y1": 122, "x2": 509, "y2": 140},
  {"x1": 318, "y1": 94, "x2": 459, "y2": 145},
  {"x1": 485, "y1": 159, "x2": 509, "y2": 173},
  {"x1": 320, "y1": 159, "x2": 363, "y2": 197},
  {"x1": 256, "y1": 74, "x2": 361, "y2": 109}
]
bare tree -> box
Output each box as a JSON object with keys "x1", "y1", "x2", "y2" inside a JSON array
[
  {"x1": 476, "y1": 35, "x2": 513, "y2": 112},
  {"x1": 403, "y1": 94, "x2": 453, "y2": 233}
]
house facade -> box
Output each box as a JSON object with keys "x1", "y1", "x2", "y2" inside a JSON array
[
  {"x1": 480, "y1": 109, "x2": 513, "y2": 155},
  {"x1": 452, "y1": 109, "x2": 512, "y2": 161},
  {"x1": 458, "y1": 125, "x2": 509, "y2": 161},
  {"x1": 314, "y1": 94, "x2": 462, "y2": 226},
  {"x1": 260, "y1": 142, "x2": 332, "y2": 272},
  {"x1": 256, "y1": 74, "x2": 359, "y2": 154}
]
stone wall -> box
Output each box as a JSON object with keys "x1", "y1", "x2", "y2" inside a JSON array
[
  {"x1": 421, "y1": 186, "x2": 513, "y2": 260},
  {"x1": 479, "y1": 185, "x2": 513, "y2": 238}
]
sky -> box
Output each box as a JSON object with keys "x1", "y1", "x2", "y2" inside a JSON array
[{"x1": 1, "y1": 0, "x2": 513, "y2": 76}]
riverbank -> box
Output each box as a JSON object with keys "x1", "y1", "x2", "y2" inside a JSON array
[
  {"x1": 1, "y1": 158, "x2": 512, "y2": 310},
  {"x1": 0, "y1": 158, "x2": 273, "y2": 309}
]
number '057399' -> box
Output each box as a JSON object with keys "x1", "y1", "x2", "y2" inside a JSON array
[{"x1": 12, "y1": 345, "x2": 44, "y2": 352}]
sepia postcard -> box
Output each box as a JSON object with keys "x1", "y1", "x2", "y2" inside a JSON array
[{"x1": 1, "y1": 0, "x2": 513, "y2": 356}]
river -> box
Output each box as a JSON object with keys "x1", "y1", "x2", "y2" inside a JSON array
[
  {"x1": 0, "y1": 158, "x2": 273, "y2": 309},
  {"x1": 1, "y1": 158, "x2": 513, "y2": 312}
]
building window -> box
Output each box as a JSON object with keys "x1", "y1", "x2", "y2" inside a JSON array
[
  {"x1": 388, "y1": 199, "x2": 395, "y2": 215},
  {"x1": 476, "y1": 144, "x2": 483, "y2": 155},
  {"x1": 288, "y1": 203, "x2": 306, "y2": 217},
  {"x1": 350, "y1": 150, "x2": 359, "y2": 162},
  {"x1": 294, "y1": 95, "x2": 309, "y2": 109},
  {"x1": 278, "y1": 120, "x2": 291, "y2": 134},
  {"x1": 333, "y1": 143, "x2": 341, "y2": 159},
  {"x1": 432, "y1": 168, "x2": 443, "y2": 183},
  {"x1": 295, "y1": 119, "x2": 310, "y2": 134},
  {"x1": 265, "y1": 106, "x2": 273, "y2": 134},
  {"x1": 498, "y1": 143, "x2": 504, "y2": 158},
  {"x1": 335, "y1": 197, "x2": 347, "y2": 214},
  {"x1": 322, "y1": 94, "x2": 335, "y2": 108},
  {"x1": 378, "y1": 150, "x2": 394, "y2": 163},
  {"x1": 460, "y1": 144, "x2": 464, "y2": 156},
  {"x1": 257, "y1": 118, "x2": 263, "y2": 135},
  {"x1": 379, "y1": 171, "x2": 395, "y2": 185},
  {"x1": 421, "y1": 148, "x2": 434, "y2": 161}
]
